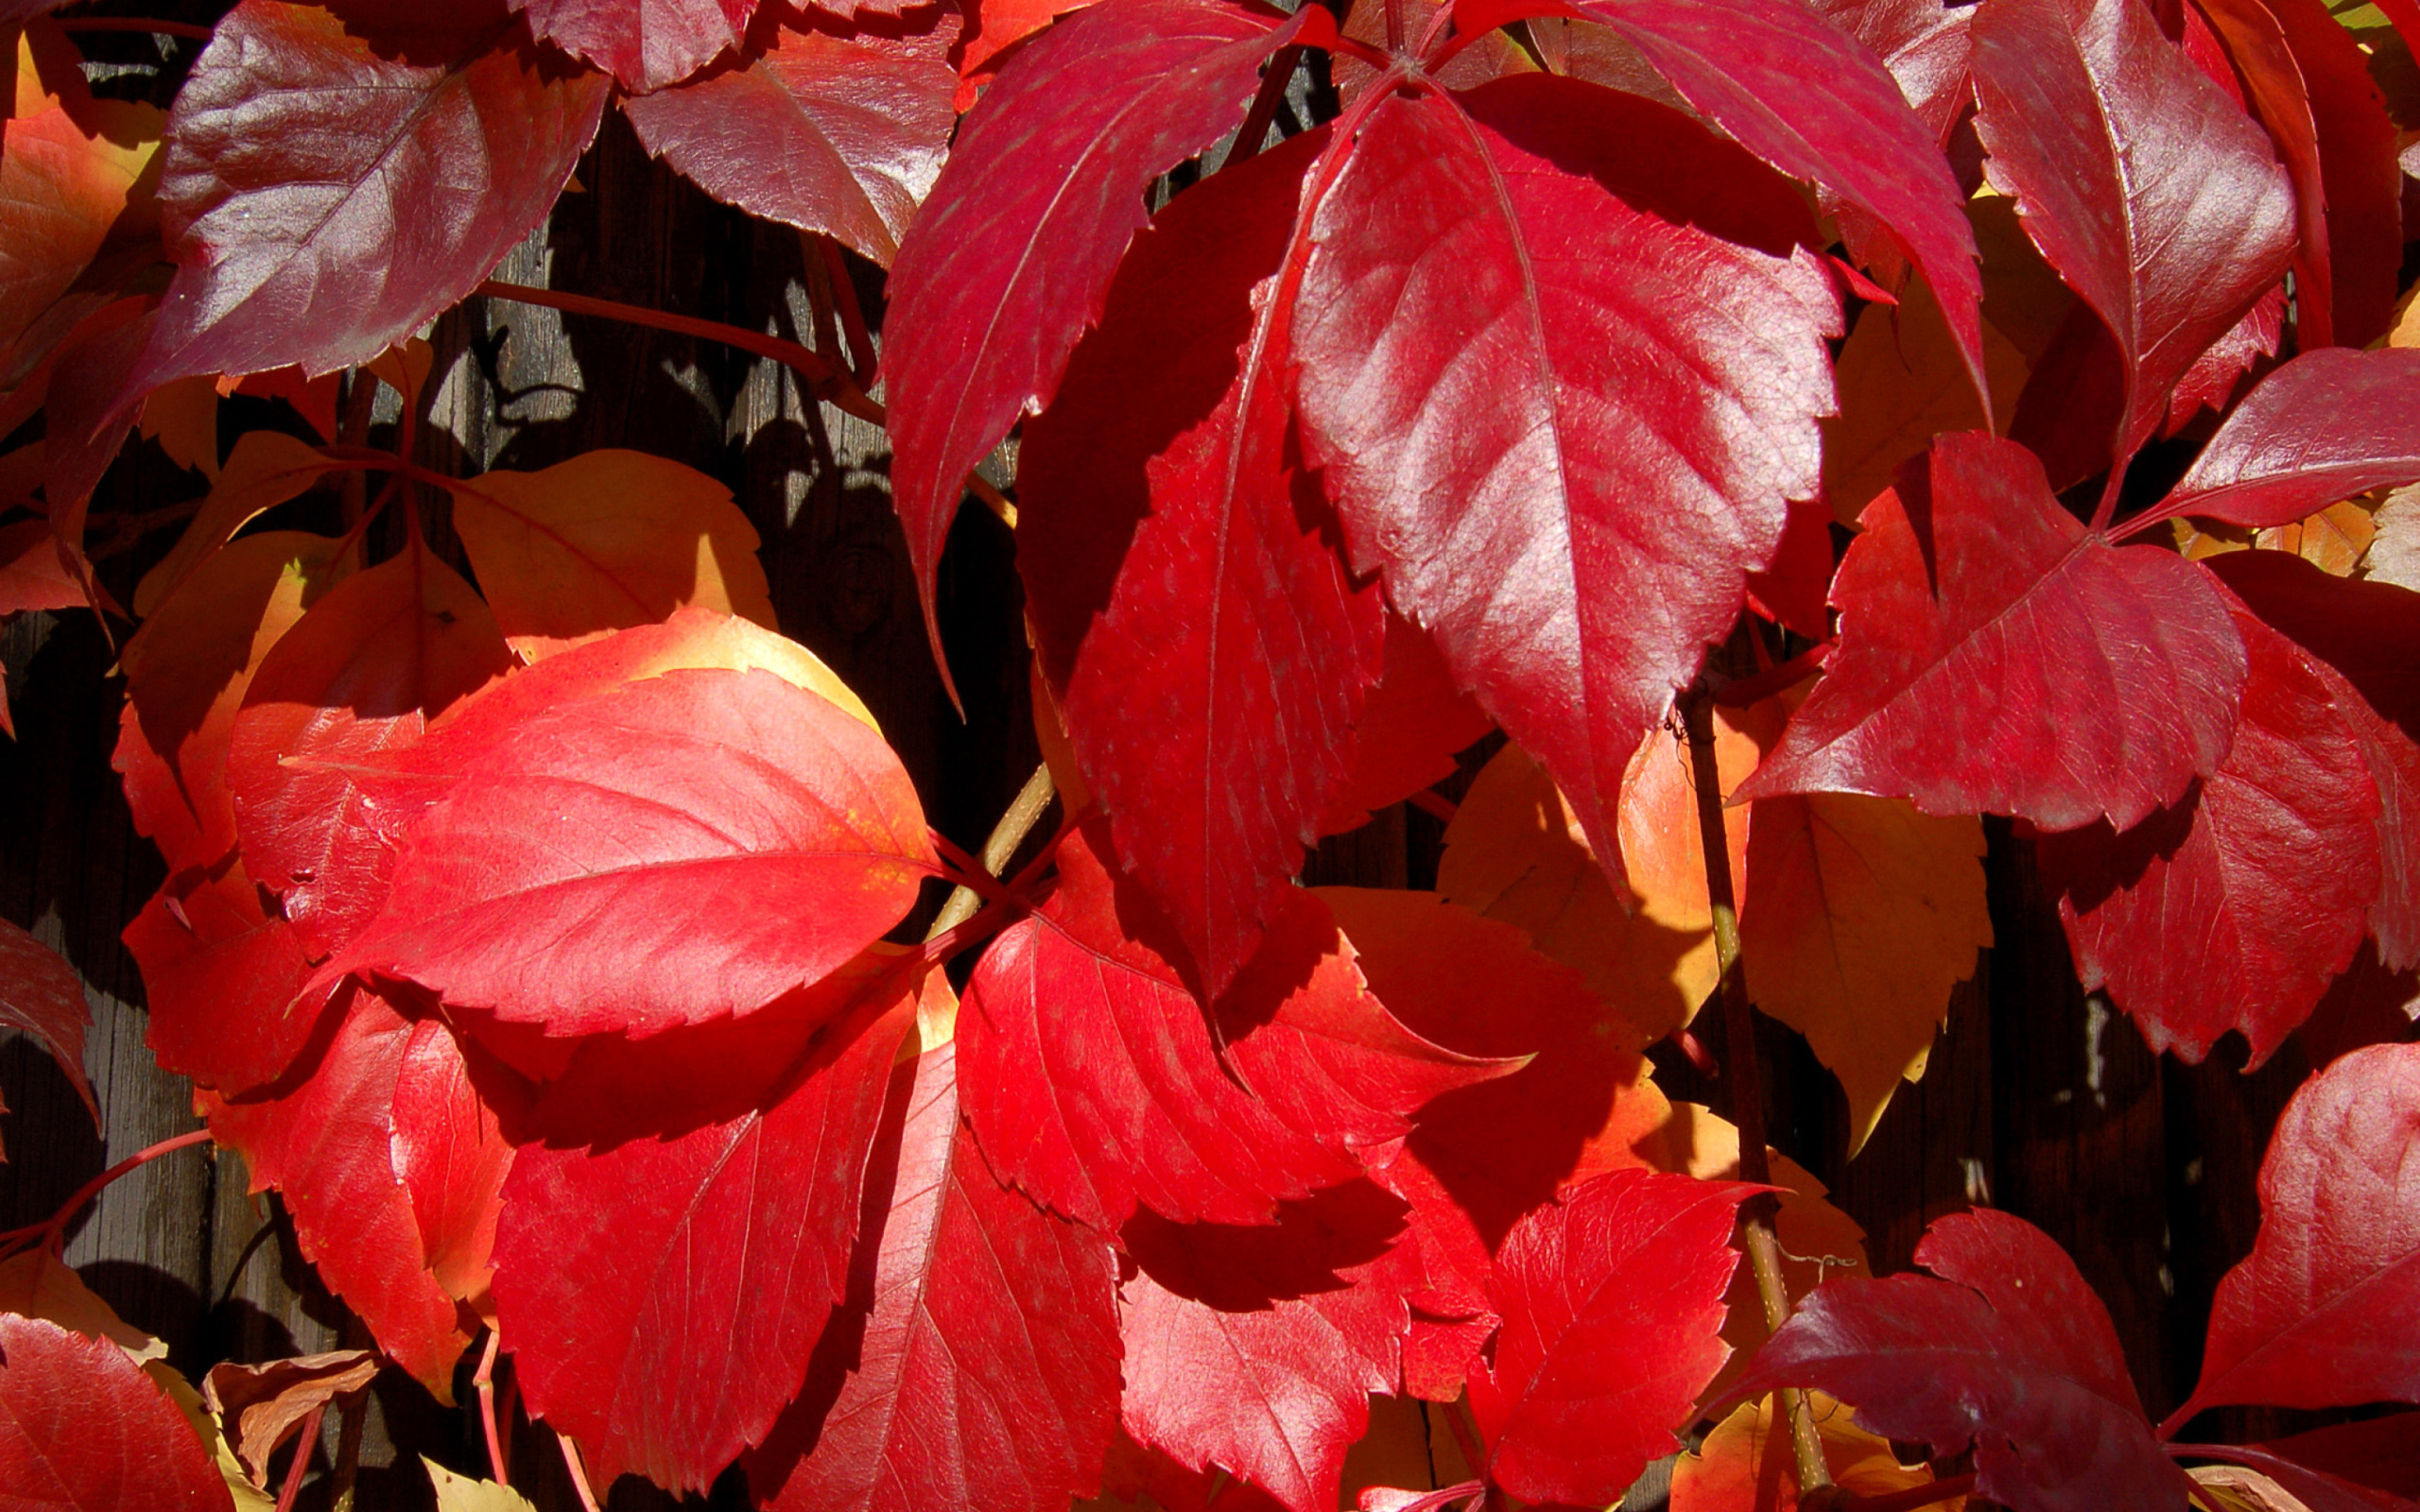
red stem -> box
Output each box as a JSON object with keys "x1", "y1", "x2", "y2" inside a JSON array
[
  {"x1": 60, "y1": 16, "x2": 215, "y2": 38},
  {"x1": 1003, "y1": 811, "x2": 1080, "y2": 902},
  {"x1": 558, "y1": 1432, "x2": 604, "y2": 1512},
  {"x1": 1439, "y1": 1397, "x2": 1488, "y2": 1480},
  {"x1": 926, "y1": 829, "x2": 1026, "y2": 912},
  {"x1": 271, "y1": 1403, "x2": 325, "y2": 1512},
  {"x1": 1716, "y1": 643, "x2": 1833, "y2": 708},
  {"x1": 1406, "y1": 787, "x2": 1458, "y2": 824},
  {"x1": 1, "y1": 1128, "x2": 212, "y2": 1257},
  {"x1": 1669, "y1": 1025, "x2": 1720, "y2": 1078},
  {"x1": 816, "y1": 236, "x2": 878, "y2": 390},
  {"x1": 475, "y1": 1331, "x2": 509, "y2": 1486},
  {"x1": 1223, "y1": 43, "x2": 1302, "y2": 171}
]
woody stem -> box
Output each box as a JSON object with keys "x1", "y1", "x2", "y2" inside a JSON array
[{"x1": 1682, "y1": 687, "x2": 1834, "y2": 1503}]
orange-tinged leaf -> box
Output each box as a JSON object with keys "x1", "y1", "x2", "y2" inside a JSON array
[
  {"x1": 0, "y1": 516, "x2": 86, "y2": 615},
  {"x1": 2256, "y1": 500, "x2": 2378, "y2": 576},
  {"x1": 2372, "y1": 483, "x2": 2420, "y2": 591},
  {"x1": 199, "y1": 1351, "x2": 378, "y2": 1487},
  {"x1": 0, "y1": 79, "x2": 160, "y2": 358},
  {"x1": 1824, "y1": 275, "x2": 2029, "y2": 527},
  {"x1": 443, "y1": 450, "x2": 775, "y2": 661},
  {"x1": 115, "y1": 530, "x2": 350, "y2": 873},
  {"x1": 1733, "y1": 690, "x2": 1992, "y2": 1153},
  {"x1": 139, "y1": 375, "x2": 223, "y2": 479},
  {"x1": 1674, "y1": 1392, "x2": 1954, "y2": 1512},
  {"x1": 135, "y1": 431, "x2": 349, "y2": 616}
]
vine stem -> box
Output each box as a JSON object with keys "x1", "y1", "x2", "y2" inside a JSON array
[
  {"x1": 558, "y1": 1432, "x2": 604, "y2": 1512},
  {"x1": 475, "y1": 1330, "x2": 510, "y2": 1486},
  {"x1": 0, "y1": 1127, "x2": 212, "y2": 1257},
  {"x1": 471, "y1": 279, "x2": 1017, "y2": 525},
  {"x1": 926, "y1": 763, "x2": 1058, "y2": 942},
  {"x1": 1680, "y1": 689, "x2": 1836, "y2": 1504},
  {"x1": 271, "y1": 1403, "x2": 325, "y2": 1512}
]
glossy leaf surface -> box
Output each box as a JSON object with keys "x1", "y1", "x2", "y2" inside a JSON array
[
  {"x1": 2159, "y1": 349, "x2": 2420, "y2": 530},
  {"x1": 0, "y1": 1314, "x2": 233, "y2": 1512},
  {"x1": 513, "y1": 0, "x2": 752, "y2": 90}
]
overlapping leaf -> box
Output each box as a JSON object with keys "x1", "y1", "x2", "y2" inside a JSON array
[
  {"x1": 496, "y1": 974, "x2": 925, "y2": 1493},
  {"x1": 2038, "y1": 607, "x2": 2383, "y2": 1064},
  {"x1": 620, "y1": 14, "x2": 957, "y2": 266},
  {"x1": 2172, "y1": 1041, "x2": 2420, "y2": 1420},
  {"x1": 1468, "y1": 1168, "x2": 1754, "y2": 1508},
  {"x1": 1732, "y1": 1209, "x2": 2195, "y2": 1512},
  {"x1": 343, "y1": 662, "x2": 933, "y2": 1039},
  {"x1": 2153, "y1": 349, "x2": 2420, "y2": 530},
  {"x1": 1740, "y1": 435, "x2": 2246, "y2": 833},
  {"x1": 124, "y1": 857, "x2": 327, "y2": 1093},
  {"x1": 125, "y1": 0, "x2": 609, "y2": 401},
  {"x1": 957, "y1": 823, "x2": 1511, "y2": 1230},
  {"x1": 1292, "y1": 75, "x2": 1838, "y2": 895},
  {"x1": 1020, "y1": 129, "x2": 1384, "y2": 998},
  {"x1": 1967, "y1": 0, "x2": 2295, "y2": 472},
  {"x1": 0, "y1": 915, "x2": 96, "y2": 1137},
  {"x1": 1676, "y1": 1391, "x2": 1960, "y2": 1512},
  {"x1": 0, "y1": 1314, "x2": 233, "y2": 1512},
  {"x1": 883, "y1": 0, "x2": 1320, "y2": 679},
  {"x1": 513, "y1": 0, "x2": 751, "y2": 90},
  {"x1": 745, "y1": 1040, "x2": 1122, "y2": 1512}
]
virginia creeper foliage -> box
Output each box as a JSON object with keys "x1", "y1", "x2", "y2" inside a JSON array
[{"x1": 2, "y1": 0, "x2": 2419, "y2": 1505}]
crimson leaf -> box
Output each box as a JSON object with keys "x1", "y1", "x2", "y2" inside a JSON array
[
  {"x1": 512, "y1": 0, "x2": 751, "y2": 90},
  {"x1": 2153, "y1": 349, "x2": 2420, "y2": 530},
  {"x1": 0, "y1": 1314, "x2": 233, "y2": 1512},
  {"x1": 1291, "y1": 75, "x2": 1838, "y2": 893},
  {"x1": 0, "y1": 916, "x2": 98, "y2": 1133}
]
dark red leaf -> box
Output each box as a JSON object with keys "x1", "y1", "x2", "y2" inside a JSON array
[
  {"x1": 1967, "y1": 0, "x2": 2295, "y2": 473},
  {"x1": 2173, "y1": 1041, "x2": 2420, "y2": 1420},
  {"x1": 881, "y1": 0, "x2": 1315, "y2": 688},
  {"x1": 620, "y1": 15, "x2": 957, "y2": 266},
  {"x1": 0, "y1": 1314, "x2": 233, "y2": 1512},
  {"x1": 1020, "y1": 129, "x2": 1385, "y2": 998},
  {"x1": 1807, "y1": 0, "x2": 1973, "y2": 142},
  {"x1": 2164, "y1": 282, "x2": 2284, "y2": 435},
  {"x1": 342, "y1": 664, "x2": 934, "y2": 1040},
  {"x1": 2259, "y1": 1415, "x2": 2420, "y2": 1502},
  {"x1": 1738, "y1": 434, "x2": 2246, "y2": 833},
  {"x1": 2156, "y1": 349, "x2": 2420, "y2": 530},
  {"x1": 2181, "y1": 1446, "x2": 2420, "y2": 1512},
  {"x1": 1732, "y1": 1208, "x2": 2195, "y2": 1512},
  {"x1": 124, "y1": 859, "x2": 333, "y2": 1094},
  {"x1": 124, "y1": 0, "x2": 608, "y2": 401},
  {"x1": 2037, "y1": 605, "x2": 2380, "y2": 1064},
  {"x1": 1568, "y1": 0, "x2": 1981, "y2": 382},
  {"x1": 2262, "y1": 0, "x2": 2403, "y2": 348},
  {"x1": 225, "y1": 539, "x2": 511, "y2": 962},
  {"x1": 0, "y1": 916, "x2": 98, "y2": 1131},
  {"x1": 1320, "y1": 612, "x2": 1495, "y2": 833},
  {"x1": 496, "y1": 978, "x2": 924, "y2": 1494},
  {"x1": 514, "y1": 0, "x2": 750, "y2": 88},
  {"x1": 1118, "y1": 1181, "x2": 1410, "y2": 1512},
  {"x1": 1469, "y1": 1169, "x2": 1754, "y2": 1508},
  {"x1": 957, "y1": 822, "x2": 1511, "y2": 1230},
  {"x1": 202, "y1": 984, "x2": 482, "y2": 1398},
  {"x1": 1291, "y1": 76, "x2": 1837, "y2": 893},
  {"x1": 747, "y1": 1040, "x2": 1123, "y2": 1512}
]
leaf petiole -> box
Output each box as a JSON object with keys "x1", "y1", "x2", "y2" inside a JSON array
[{"x1": 0, "y1": 1127, "x2": 214, "y2": 1259}]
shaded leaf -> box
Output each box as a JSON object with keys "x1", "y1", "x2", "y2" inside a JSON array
[
  {"x1": 749, "y1": 1040, "x2": 1122, "y2": 1512},
  {"x1": 0, "y1": 915, "x2": 96, "y2": 1135},
  {"x1": 1824, "y1": 274, "x2": 2029, "y2": 528},
  {"x1": 125, "y1": 0, "x2": 609, "y2": 400},
  {"x1": 622, "y1": 15, "x2": 957, "y2": 266},
  {"x1": 200, "y1": 1350, "x2": 378, "y2": 1486},
  {"x1": 0, "y1": 72, "x2": 159, "y2": 360},
  {"x1": 1320, "y1": 612, "x2": 1493, "y2": 832},
  {"x1": 1292, "y1": 76, "x2": 1837, "y2": 897},
  {"x1": 1739, "y1": 434, "x2": 2246, "y2": 833},
  {"x1": 134, "y1": 431, "x2": 345, "y2": 618},
  {"x1": 958, "y1": 823, "x2": 1511, "y2": 1230},
  {"x1": 2038, "y1": 607, "x2": 2381, "y2": 1064},
  {"x1": 445, "y1": 450, "x2": 775, "y2": 662},
  {"x1": 1468, "y1": 1167, "x2": 1754, "y2": 1508},
  {"x1": 1021, "y1": 129, "x2": 1385, "y2": 999},
  {"x1": 2176, "y1": 1041, "x2": 2420, "y2": 1418},
  {"x1": 1731, "y1": 1208, "x2": 2194, "y2": 1512},
  {"x1": 882, "y1": 0, "x2": 1317, "y2": 683},
  {"x1": 1968, "y1": 0, "x2": 2295, "y2": 472},
  {"x1": 345, "y1": 662, "x2": 933, "y2": 1038},
  {"x1": 0, "y1": 1314, "x2": 233, "y2": 1512}
]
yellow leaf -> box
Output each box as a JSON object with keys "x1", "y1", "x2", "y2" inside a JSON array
[
  {"x1": 134, "y1": 431, "x2": 347, "y2": 616},
  {"x1": 445, "y1": 450, "x2": 776, "y2": 662},
  {"x1": 1674, "y1": 1392, "x2": 1953, "y2": 1512},
  {"x1": 1824, "y1": 275, "x2": 2030, "y2": 526},
  {"x1": 2256, "y1": 498, "x2": 2377, "y2": 576},
  {"x1": 425, "y1": 1457, "x2": 541, "y2": 1512}
]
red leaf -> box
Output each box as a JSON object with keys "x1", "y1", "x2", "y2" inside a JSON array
[
  {"x1": 1321, "y1": 612, "x2": 1495, "y2": 833},
  {"x1": 881, "y1": 0, "x2": 1314, "y2": 686},
  {"x1": 2164, "y1": 282, "x2": 2284, "y2": 436},
  {"x1": 0, "y1": 916, "x2": 97, "y2": 1131},
  {"x1": 1967, "y1": 0, "x2": 2295, "y2": 473},
  {"x1": 1569, "y1": 0, "x2": 1981, "y2": 383},
  {"x1": 0, "y1": 521, "x2": 88, "y2": 617},
  {"x1": 343, "y1": 664, "x2": 934, "y2": 1040},
  {"x1": 225, "y1": 539, "x2": 511, "y2": 961},
  {"x1": 125, "y1": 0, "x2": 608, "y2": 400},
  {"x1": 2174, "y1": 1041, "x2": 2420, "y2": 1420},
  {"x1": 2037, "y1": 605, "x2": 2381, "y2": 1064},
  {"x1": 124, "y1": 858, "x2": 330, "y2": 1093},
  {"x1": 1807, "y1": 0, "x2": 1973, "y2": 142},
  {"x1": 1733, "y1": 1208, "x2": 2193, "y2": 1512},
  {"x1": 1020, "y1": 129, "x2": 1386, "y2": 998},
  {"x1": 1468, "y1": 1169, "x2": 1754, "y2": 1508},
  {"x1": 1738, "y1": 435, "x2": 2246, "y2": 833},
  {"x1": 495, "y1": 976, "x2": 924, "y2": 1493},
  {"x1": 2258, "y1": 1415, "x2": 2420, "y2": 1503},
  {"x1": 1118, "y1": 1181, "x2": 1410, "y2": 1512},
  {"x1": 202, "y1": 985, "x2": 484, "y2": 1398},
  {"x1": 2157, "y1": 349, "x2": 2420, "y2": 530},
  {"x1": 514, "y1": 0, "x2": 750, "y2": 88},
  {"x1": 746, "y1": 1040, "x2": 1123, "y2": 1512},
  {"x1": 1291, "y1": 77, "x2": 1837, "y2": 894},
  {"x1": 0, "y1": 1314, "x2": 233, "y2": 1512},
  {"x1": 956, "y1": 822, "x2": 1511, "y2": 1230},
  {"x1": 620, "y1": 14, "x2": 957, "y2": 266}
]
